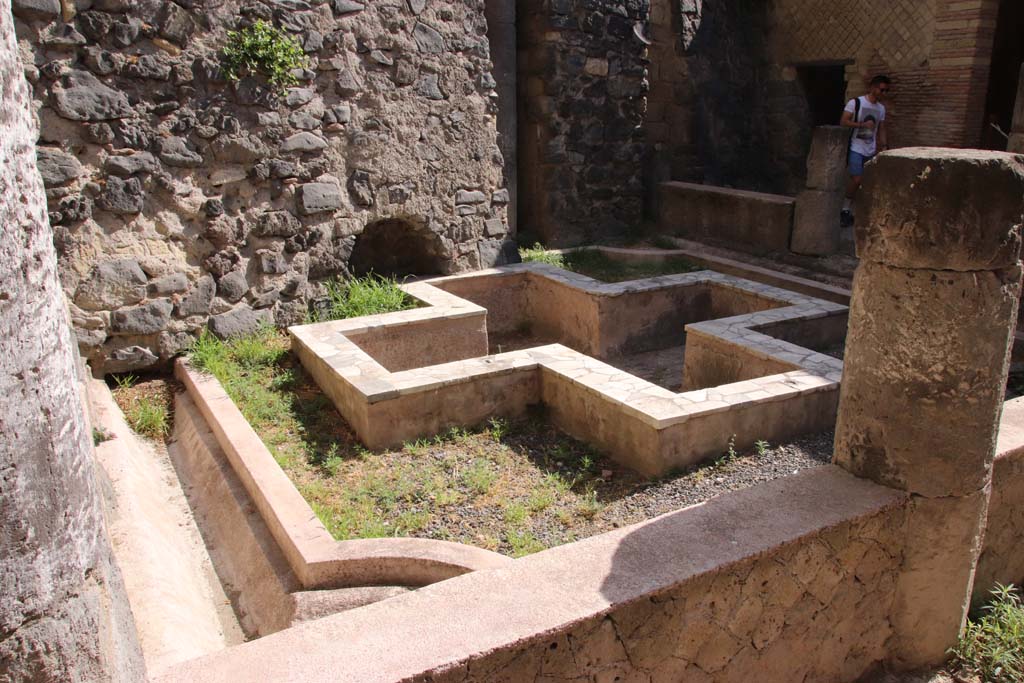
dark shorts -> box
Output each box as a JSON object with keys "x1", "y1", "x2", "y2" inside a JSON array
[{"x1": 848, "y1": 151, "x2": 874, "y2": 176}]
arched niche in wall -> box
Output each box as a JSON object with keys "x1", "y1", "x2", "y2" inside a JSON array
[{"x1": 348, "y1": 217, "x2": 446, "y2": 278}]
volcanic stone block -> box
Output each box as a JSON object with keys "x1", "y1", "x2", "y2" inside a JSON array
[
  {"x1": 297, "y1": 182, "x2": 344, "y2": 215},
  {"x1": 97, "y1": 176, "x2": 144, "y2": 214},
  {"x1": 11, "y1": 0, "x2": 59, "y2": 20},
  {"x1": 112, "y1": 299, "x2": 173, "y2": 334},
  {"x1": 52, "y1": 70, "x2": 131, "y2": 121},
  {"x1": 74, "y1": 258, "x2": 147, "y2": 310},
  {"x1": 36, "y1": 147, "x2": 82, "y2": 186},
  {"x1": 790, "y1": 189, "x2": 843, "y2": 256},
  {"x1": 208, "y1": 307, "x2": 273, "y2": 339},
  {"x1": 805, "y1": 126, "x2": 851, "y2": 191},
  {"x1": 855, "y1": 148, "x2": 1024, "y2": 271}
]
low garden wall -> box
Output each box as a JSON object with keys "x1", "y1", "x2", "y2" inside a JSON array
[
  {"x1": 974, "y1": 397, "x2": 1024, "y2": 604},
  {"x1": 156, "y1": 467, "x2": 908, "y2": 682},
  {"x1": 292, "y1": 263, "x2": 847, "y2": 476},
  {"x1": 658, "y1": 181, "x2": 796, "y2": 255}
]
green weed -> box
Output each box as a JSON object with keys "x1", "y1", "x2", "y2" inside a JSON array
[
  {"x1": 575, "y1": 485, "x2": 604, "y2": 520},
  {"x1": 221, "y1": 20, "x2": 307, "y2": 93},
  {"x1": 125, "y1": 396, "x2": 169, "y2": 440},
  {"x1": 950, "y1": 583, "x2": 1024, "y2": 682},
  {"x1": 488, "y1": 417, "x2": 509, "y2": 441},
  {"x1": 518, "y1": 243, "x2": 565, "y2": 268},
  {"x1": 463, "y1": 459, "x2": 497, "y2": 494},
  {"x1": 111, "y1": 373, "x2": 137, "y2": 390},
  {"x1": 310, "y1": 275, "x2": 414, "y2": 323},
  {"x1": 754, "y1": 439, "x2": 770, "y2": 457}
]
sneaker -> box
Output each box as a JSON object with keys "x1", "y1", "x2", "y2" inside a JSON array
[{"x1": 840, "y1": 209, "x2": 854, "y2": 228}]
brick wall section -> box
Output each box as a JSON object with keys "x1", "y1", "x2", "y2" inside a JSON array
[
  {"x1": 767, "y1": 0, "x2": 999, "y2": 150},
  {"x1": 925, "y1": 0, "x2": 1001, "y2": 147}
]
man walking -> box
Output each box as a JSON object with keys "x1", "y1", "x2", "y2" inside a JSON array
[{"x1": 840, "y1": 75, "x2": 891, "y2": 226}]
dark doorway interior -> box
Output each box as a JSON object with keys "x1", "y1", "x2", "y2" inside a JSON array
[
  {"x1": 348, "y1": 219, "x2": 445, "y2": 278},
  {"x1": 981, "y1": 0, "x2": 1024, "y2": 149},
  {"x1": 797, "y1": 64, "x2": 849, "y2": 127}
]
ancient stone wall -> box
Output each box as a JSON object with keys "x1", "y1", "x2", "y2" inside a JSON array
[
  {"x1": 518, "y1": 0, "x2": 648, "y2": 246},
  {"x1": 645, "y1": 0, "x2": 804, "y2": 198},
  {"x1": 13, "y1": 0, "x2": 511, "y2": 374},
  {"x1": 422, "y1": 505, "x2": 906, "y2": 683}
]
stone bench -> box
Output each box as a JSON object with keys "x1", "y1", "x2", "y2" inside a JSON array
[{"x1": 657, "y1": 181, "x2": 795, "y2": 255}]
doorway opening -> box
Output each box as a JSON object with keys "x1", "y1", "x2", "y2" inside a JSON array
[
  {"x1": 981, "y1": 0, "x2": 1024, "y2": 149},
  {"x1": 797, "y1": 64, "x2": 849, "y2": 127}
]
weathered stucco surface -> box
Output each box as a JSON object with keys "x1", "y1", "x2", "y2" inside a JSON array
[
  {"x1": 14, "y1": 0, "x2": 511, "y2": 373},
  {"x1": 0, "y1": 1, "x2": 143, "y2": 677}
]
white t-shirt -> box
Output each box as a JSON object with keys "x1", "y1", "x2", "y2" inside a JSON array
[{"x1": 844, "y1": 96, "x2": 886, "y2": 157}]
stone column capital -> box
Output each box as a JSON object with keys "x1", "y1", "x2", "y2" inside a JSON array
[{"x1": 856, "y1": 148, "x2": 1024, "y2": 271}]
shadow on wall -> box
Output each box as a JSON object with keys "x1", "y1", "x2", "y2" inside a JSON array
[
  {"x1": 348, "y1": 218, "x2": 447, "y2": 278},
  {"x1": 685, "y1": 0, "x2": 810, "y2": 195}
]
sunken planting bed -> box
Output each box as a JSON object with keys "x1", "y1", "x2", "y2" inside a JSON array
[{"x1": 176, "y1": 261, "x2": 848, "y2": 592}]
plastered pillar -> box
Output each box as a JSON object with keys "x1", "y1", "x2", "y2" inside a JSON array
[
  {"x1": 791, "y1": 126, "x2": 852, "y2": 255},
  {"x1": 833, "y1": 148, "x2": 1024, "y2": 669}
]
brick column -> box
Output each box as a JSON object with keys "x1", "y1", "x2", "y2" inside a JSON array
[
  {"x1": 923, "y1": 0, "x2": 1001, "y2": 148},
  {"x1": 833, "y1": 148, "x2": 1024, "y2": 668},
  {"x1": 1009, "y1": 64, "x2": 1024, "y2": 154}
]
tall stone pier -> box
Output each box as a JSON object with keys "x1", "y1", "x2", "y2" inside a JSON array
[
  {"x1": 0, "y1": 0, "x2": 143, "y2": 678},
  {"x1": 833, "y1": 148, "x2": 1024, "y2": 668},
  {"x1": 790, "y1": 125, "x2": 851, "y2": 255}
]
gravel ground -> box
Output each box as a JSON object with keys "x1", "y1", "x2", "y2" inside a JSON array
[{"x1": 569, "y1": 430, "x2": 835, "y2": 537}]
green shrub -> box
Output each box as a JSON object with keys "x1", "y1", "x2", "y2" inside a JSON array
[
  {"x1": 310, "y1": 275, "x2": 414, "y2": 322},
  {"x1": 951, "y1": 583, "x2": 1024, "y2": 682},
  {"x1": 221, "y1": 20, "x2": 307, "y2": 93}
]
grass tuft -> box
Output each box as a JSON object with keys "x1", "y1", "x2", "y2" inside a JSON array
[
  {"x1": 125, "y1": 396, "x2": 169, "y2": 439},
  {"x1": 950, "y1": 583, "x2": 1024, "y2": 683},
  {"x1": 310, "y1": 275, "x2": 414, "y2": 323},
  {"x1": 518, "y1": 243, "x2": 565, "y2": 268}
]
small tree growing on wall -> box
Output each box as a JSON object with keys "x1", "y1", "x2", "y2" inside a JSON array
[{"x1": 221, "y1": 20, "x2": 307, "y2": 93}]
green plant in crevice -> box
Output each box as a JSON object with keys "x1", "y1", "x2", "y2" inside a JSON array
[
  {"x1": 754, "y1": 439, "x2": 770, "y2": 457},
  {"x1": 221, "y1": 20, "x2": 307, "y2": 93},
  {"x1": 112, "y1": 372, "x2": 137, "y2": 391},
  {"x1": 950, "y1": 583, "x2": 1024, "y2": 683}
]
